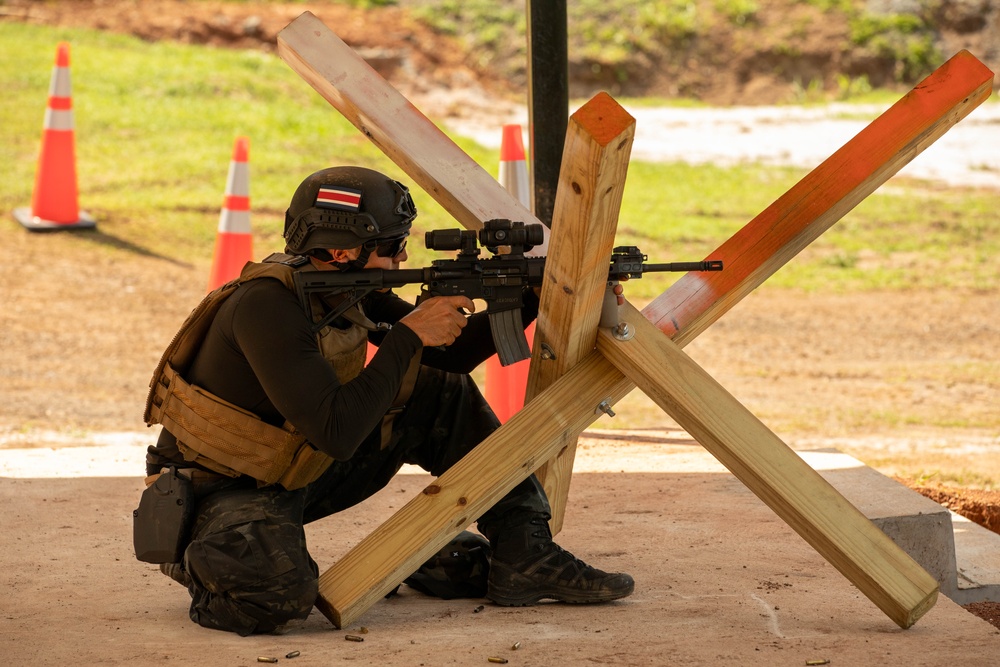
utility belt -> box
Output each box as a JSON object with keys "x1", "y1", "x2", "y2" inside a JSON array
[{"x1": 142, "y1": 466, "x2": 224, "y2": 490}]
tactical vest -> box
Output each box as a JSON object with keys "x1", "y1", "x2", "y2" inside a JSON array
[{"x1": 144, "y1": 254, "x2": 373, "y2": 490}]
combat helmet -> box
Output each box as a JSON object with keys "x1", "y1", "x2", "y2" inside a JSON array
[{"x1": 284, "y1": 166, "x2": 416, "y2": 268}]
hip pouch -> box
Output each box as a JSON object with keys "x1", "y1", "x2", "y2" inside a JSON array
[{"x1": 133, "y1": 468, "x2": 195, "y2": 564}]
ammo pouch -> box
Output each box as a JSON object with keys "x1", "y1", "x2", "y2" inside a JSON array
[{"x1": 133, "y1": 468, "x2": 195, "y2": 564}]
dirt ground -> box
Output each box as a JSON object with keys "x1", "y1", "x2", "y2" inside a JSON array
[{"x1": 3, "y1": 0, "x2": 1000, "y2": 643}]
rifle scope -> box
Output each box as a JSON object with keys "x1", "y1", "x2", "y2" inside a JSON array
[
  {"x1": 479, "y1": 219, "x2": 544, "y2": 251},
  {"x1": 424, "y1": 228, "x2": 475, "y2": 252},
  {"x1": 425, "y1": 219, "x2": 545, "y2": 256}
]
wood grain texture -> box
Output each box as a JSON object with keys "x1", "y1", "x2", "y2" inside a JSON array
[
  {"x1": 526, "y1": 93, "x2": 635, "y2": 533},
  {"x1": 316, "y1": 347, "x2": 635, "y2": 628},
  {"x1": 597, "y1": 301, "x2": 939, "y2": 629}
]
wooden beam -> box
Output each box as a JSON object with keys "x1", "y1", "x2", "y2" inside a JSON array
[
  {"x1": 596, "y1": 301, "x2": 939, "y2": 629},
  {"x1": 643, "y1": 50, "x2": 994, "y2": 345},
  {"x1": 524, "y1": 93, "x2": 635, "y2": 534},
  {"x1": 534, "y1": 48, "x2": 994, "y2": 521},
  {"x1": 276, "y1": 12, "x2": 991, "y2": 628},
  {"x1": 315, "y1": 348, "x2": 635, "y2": 628},
  {"x1": 276, "y1": 11, "x2": 535, "y2": 232}
]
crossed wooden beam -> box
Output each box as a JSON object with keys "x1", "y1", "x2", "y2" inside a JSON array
[{"x1": 277, "y1": 11, "x2": 993, "y2": 631}]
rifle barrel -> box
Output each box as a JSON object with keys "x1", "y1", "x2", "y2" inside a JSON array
[{"x1": 642, "y1": 260, "x2": 723, "y2": 273}]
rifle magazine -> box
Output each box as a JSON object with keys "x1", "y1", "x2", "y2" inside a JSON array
[{"x1": 489, "y1": 308, "x2": 531, "y2": 366}]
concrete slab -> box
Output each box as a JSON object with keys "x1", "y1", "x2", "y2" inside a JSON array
[{"x1": 1, "y1": 435, "x2": 997, "y2": 665}]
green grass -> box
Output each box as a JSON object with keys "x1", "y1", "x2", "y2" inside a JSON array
[
  {"x1": 0, "y1": 23, "x2": 494, "y2": 264},
  {"x1": 2, "y1": 21, "x2": 997, "y2": 295},
  {"x1": 614, "y1": 162, "x2": 1000, "y2": 299}
]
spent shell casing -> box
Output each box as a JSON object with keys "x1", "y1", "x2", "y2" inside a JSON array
[
  {"x1": 286, "y1": 650, "x2": 301, "y2": 659},
  {"x1": 345, "y1": 634, "x2": 365, "y2": 642},
  {"x1": 488, "y1": 658, "x2": 509, "y2": 664},
  {"x1": 805, "y1": 661, "x2": 830, "y2": 666},
  {"x1": 257, "y1": 658, "x2": 278, "y2": 664},
  {"x1": 511, "y1": 641, "x2": 521, "y2": 650}
]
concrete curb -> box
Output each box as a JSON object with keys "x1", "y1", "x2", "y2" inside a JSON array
[{"x1": 803, "y1": 448, "x2": 1000, "y2": 605}]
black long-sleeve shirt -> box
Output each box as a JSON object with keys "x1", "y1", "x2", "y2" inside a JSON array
[{"x1": 146, "y1": 276, "x2": 538, "y2": 474}]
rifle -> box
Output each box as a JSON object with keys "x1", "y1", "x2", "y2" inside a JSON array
[{"x1": 293, "y1": 219, "x2": 722, "y2": 366}]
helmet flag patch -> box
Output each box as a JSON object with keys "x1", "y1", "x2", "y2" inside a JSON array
[{"x1": 316, "y1": 186, "x2": 362, "y2": 212}]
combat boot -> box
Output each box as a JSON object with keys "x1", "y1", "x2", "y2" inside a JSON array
[{"x1": 486, "y1": 515, "x2": 634, "y2": 606}]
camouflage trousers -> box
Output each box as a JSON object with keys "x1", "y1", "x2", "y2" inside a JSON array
[{"x1": 180, "y1": 367, "x2": 550, "y2": 636}]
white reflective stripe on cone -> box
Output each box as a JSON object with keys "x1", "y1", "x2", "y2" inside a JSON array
[
  {"x1": 218, "y1": 209, "x2": 251, "y2": 234},
  {"x1": 49, "y1": 66, "x2": 71, "y2": 98},
  {"x1": 44, "y1": 108, "x2": 74, "y2": 131},
  {"x1": 225, "y1": 161, "x2": 249, "y2": 197}
]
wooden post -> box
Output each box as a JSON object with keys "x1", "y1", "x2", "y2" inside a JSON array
[
  {"x1": 596, "y1": 301, "x2": 939, "y2": 628},
  {"x1": 316, "y1": 92, "x2": 634, "y2": 626},
  {"x1": 276, "y1": 11, "x2": 993, "y2": 629},
  {"x1": 524, "y1": 93, "x2": 635, "y2": 534}
]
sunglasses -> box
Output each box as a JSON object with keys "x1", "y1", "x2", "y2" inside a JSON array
[{"x1": 374, "y1": 236, "x2": 408, "y2": 259}]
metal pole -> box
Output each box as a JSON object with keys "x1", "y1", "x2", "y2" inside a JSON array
[{"x1": 526, "y1": 0, "x2": 568, "y2": 227}]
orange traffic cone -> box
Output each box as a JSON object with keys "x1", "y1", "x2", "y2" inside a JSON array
[
  {"x1": 206, "y1": 137, "x2": 254, "y2": 292},
  {"x1": 13, "y1": 42, "x2": 95, "y2": 231},
  {"x1": 485, "y1": 124, "x2": 534, "y2": 423},
  {"x1": 498, "y1": 123, "x2": 531, "y2": 208}
]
